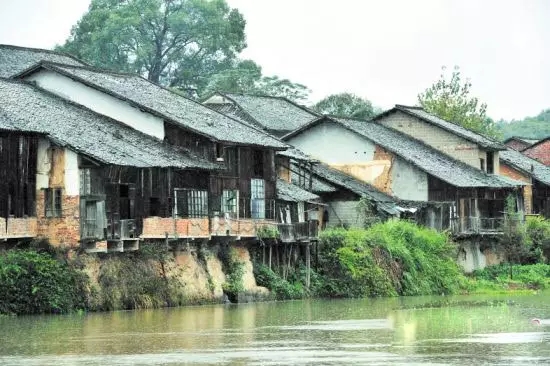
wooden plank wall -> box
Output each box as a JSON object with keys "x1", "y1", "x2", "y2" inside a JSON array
[{"x1": 0, "y1": 133, "x2": 38, "y2": 218}]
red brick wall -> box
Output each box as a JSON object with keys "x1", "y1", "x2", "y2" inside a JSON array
[
  {"x1": 522, "y1": 141, "x2": 550, "y2": 166},
  {"x1": 142, "y1": 217, "x2": 210, "y2": 238},
  {"x1": 499, "y1": 163, "x2": 532, "y2": 214},
  {"x1": 36, "y1": 190, "x2": 80, "y2": 248},
  {"x1": 372, "y1": 145, "x2": 394, "y2": 194}
]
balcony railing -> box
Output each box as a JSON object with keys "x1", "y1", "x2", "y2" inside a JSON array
[
  {"x1": 449, "y1": 216, "x2": 523, "y2": 235},
  {"x1": 278, "y1": 220, "x2": 319, "y2": 242},
  {"x1": 107, "y1": 217, "x2": 137, "y2": 240}
]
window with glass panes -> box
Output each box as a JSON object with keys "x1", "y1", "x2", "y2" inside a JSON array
[
  {"x1": 174, "y1": 189, "x2": 208, "y2": 218},
  {"x1": 250, "y1": 179, "x2": 265, "y2": 219}
]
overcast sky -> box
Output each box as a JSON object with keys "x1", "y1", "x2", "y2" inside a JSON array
[{"x1": 0, "y1": 0, "x2": 548, "y2": 121}]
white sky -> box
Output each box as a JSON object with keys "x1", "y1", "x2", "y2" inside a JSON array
[{"x1": 0, "y1": 0, "x2": 548, "y2": 121}]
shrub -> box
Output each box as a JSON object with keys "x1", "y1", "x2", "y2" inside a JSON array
[
  {"x1": 0, "y1": 250, "x2": 87, "y2": 315},
  {"x1": 254, "y1": 263, "x2": 305, "y2": 300},
  {"x1": 317, "y1": 220, "x2": 464, "y2": 297},
  {"x1": 220, "y1": 247, "x2": 245, "y2": 297}
]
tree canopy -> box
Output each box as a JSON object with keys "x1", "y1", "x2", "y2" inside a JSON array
[
  {"x1": 312, "y1": 93, "x2": 377, "y2": 120},
  {"x1": 418, "y1": 66, "x2": 500, "y2": 138},
  {"x1": 200, "y1": 59, "x2": 310, "y2": 101},
  {"x1": 58, "y1": 0, "x2": 246, "y2": 93},
  {"x1": 496, "y1": 109, "x2": 550, "y2": 140}
]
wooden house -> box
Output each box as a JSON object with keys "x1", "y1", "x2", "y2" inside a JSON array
[
  {"x1": 0, "y1": 79, "x2": 218, "y2": 252},
  {"x1": 284, "y1": 116, "x2": 524, "y2": 235},
  {"x1": 500, "y1": 148, "x2": 550, "y2": 216},
  {"x1": 15, "y1": 62, "x2": 288, "y2": 242},
  {"x1": 372, "y1": 105, "x2": 506, "y2": 173}
]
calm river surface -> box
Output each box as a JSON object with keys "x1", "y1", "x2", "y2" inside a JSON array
[{"x1": 1, "y1": 293, "x2": 549, "y2": 365}]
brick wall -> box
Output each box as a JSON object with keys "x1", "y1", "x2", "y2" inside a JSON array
[
  {"x1": 6, "y1": 217, "x2": 38, "y2": 238},
  {"x1": 141, "y1": 217, "x2": 210, "y2": 238},
  {"x1": 36, "y1": 190, "x2": 81, "y2": 248},
  {"x1": 378, "y1": 111, "x2": 484, "y2": 169},
  {"x1": 522, "y1": 141, "x2": 550, "y2": 166},
  {"x1": 499, "y1": 163, "x2": 532, "y2": 214}
]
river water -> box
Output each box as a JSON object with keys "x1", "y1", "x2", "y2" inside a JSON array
[{"x1": 0, "y1": 293, "x2": 549, "y2": 365}]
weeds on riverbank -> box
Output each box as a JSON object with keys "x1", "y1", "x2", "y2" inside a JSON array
[
  {"x1": 463, "y1": 263, "x2": 550, "y2": 294},
  {"x1": 316, "y1": 220, "x2": 463, "y2": 297},
  {"x1": 0, "y1": 249, "x2": 86, "y2": 315}
]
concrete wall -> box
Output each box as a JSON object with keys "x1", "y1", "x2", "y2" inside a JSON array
[
  {"x1": 326, "y1": 200, "x2": 362, "y2": 228},
  {"x1": 392, "y1": 156, "x2": 429, "y2": 201},
  {"x1": 289, "y1": 121, "x2": 375, "y2": 164},
  {"x1": 523, "y1": 141, "x2": 550, "y2": 166},
  {"x1": 457, "y1": 239, "x2": 506, "y2": 273},
  {"x1": 26, "y1": 70, "x2": 165, "y2": 140},
  {"x1": 377, "y1": 111, "x2": 495, "y2": 171}
]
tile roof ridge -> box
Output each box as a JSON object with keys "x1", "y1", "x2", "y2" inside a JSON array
[
  {"x1": 0, "y1": 44, "x2": 90, "y2": 66},
  {"x1": 23, "y1": 63, "x2": 287, "y2": 148}
]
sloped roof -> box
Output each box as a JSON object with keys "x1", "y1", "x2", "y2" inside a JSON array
[
  {"x1": 0, "y1": 111, "x2": 43, "y2": 133},
  {"x1": 277, "y1": 179, "x2": 320, "y2": 202},
  {"x1": 0, "y1": 79, "x2": 217, "y2": 170},
  {"x1": 500, "y1": 149, "x2": 550, "y2": 186},
  {"x1": 17, "y1": 62, "x2": 287, "y2": 149},
  {"x1": 287, "y1": 116, "x2": 522, "y2": 189},
  {"x1": 372, "y1": 105, "x2": 505, "y2": 150},
  {"x1": 278, "y1": 145, "x2": 316, "y2": 162},
  {"x1": 522, "y1": 136, "x2": 550, "y2": 153},
  {"x1": 503, "y1": 136, "x2": 539, "y2": 146},
  {"x1": 209, "y1": 92, "x2": 320, "y2": 134},
  {"x1": 301, "y1": 162, "x2": 402, "y2": 215},
  {"x1": 291, "y1": 171, "x2": 337, "y2": 193},
  {"x1": 0, "y1": 44, "x2": 85, "y2": 78}
]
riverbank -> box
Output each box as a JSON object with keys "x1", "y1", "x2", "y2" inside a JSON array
[{"x1": 2, "y1": 220, "x2": 550, "y2": 315}]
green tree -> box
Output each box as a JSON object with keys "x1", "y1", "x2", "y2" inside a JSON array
[
  {"x1": 201, "y1": 59, "x2": 310, "y2": 101},
  {"x1": 58, "y1": 0, "x2": 246, "y2": 92},
  {"x1": 418, "y1": 66, "x2": 500, "y2": 138},
  {"x1": 312, "y1": 92, "x2": 377, "y2": 119}
]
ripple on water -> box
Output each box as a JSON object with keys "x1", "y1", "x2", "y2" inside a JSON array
[
  {"x1": 441, "y1": 331, "x2": 550, "y2": 344},
  {"x1": 269, "y1": 318, "x2": 393, "y2": 331}
]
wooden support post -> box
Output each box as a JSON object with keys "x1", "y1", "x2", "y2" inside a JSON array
[
  {"x1": 306, "y1": 243, "x2": 311, "y2": 289},
  {"x1": 269, "y1": 243, "x2": 272, "y2": 270}
]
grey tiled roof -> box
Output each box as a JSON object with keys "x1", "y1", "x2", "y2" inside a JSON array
[
  {"x1": 0, "y1": 44, "x2": 85, "y2": 78},
  {"x1": 500, "y1": 149, "x2": 550, "y2": 186},
  {"x1": 331, "y1": 117, "x2": 522, "y2": 188},
  {"x1": 278, "y1": 145, "x2": 316, "y2": 162},
  {"x1": 379, "y1": 105, "x2": 505, "y2": 150},
  {"x1": 214, "y1": 93, "x2": 319, "y2": 134},
  {"x1": 291, "y1": 172, "x2": 337, "y2": 193},
  {"x1": 306, "y1": 162, "x2": 402, "y2": 215},
  {"x1": 23, "y1": 63, "x2": 287, "y2": 149},
  {"x1": 204, "y1": 103, "x2": 260, "y2": 128},
  {"x1": 0, "y1": 79, "x2": 217, "y2": 170},
  {"x1": 504, "y1": 137, "x2": 539, "y2": 146},
  {"x1": 277, "y1": 179, "x2": 320, "y2": 202}
]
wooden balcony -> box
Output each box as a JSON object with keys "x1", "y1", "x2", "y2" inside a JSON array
[
  {"x1": 450, "y1": 216, "x2": 519, "y2": 235},
  {"x1": 278, "y1": 220, "x2": 319, "y2": 243}
]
